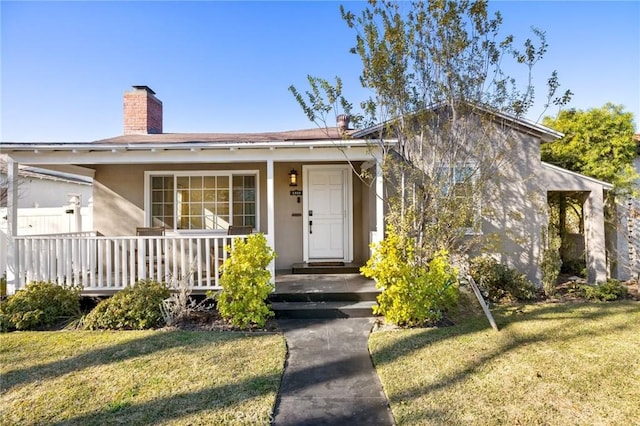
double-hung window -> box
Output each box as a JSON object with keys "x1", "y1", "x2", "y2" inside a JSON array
[
  {"x1": 435, "y1": 163, "x2": 481, "y2": 233},
  {"x1": 148, "y1": 171, "x2": 258, "y2": 231}
]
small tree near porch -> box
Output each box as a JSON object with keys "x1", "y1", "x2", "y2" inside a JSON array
[{"x1": 211, "y1": 233, "x2": 277, "y2": 328}]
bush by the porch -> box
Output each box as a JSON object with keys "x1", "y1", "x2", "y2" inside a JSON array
[
  {"x1": 470, "y1": 256, "x2": 537, "y2": 302},
  {"x1": 210, "y1": 233, "x2": 277, "y2": 328},
  {"x1": 84, "y1": 280, "x2": 170, "y2": 330},
  {"x1": 0, "y1": 281, "x2": 81, "y2": 331},
  {"x1": 581, "y1": 279, "x2": 629, "y2": 301},
  {"x1": 362, "y1": 229, "x2": 459, "y2": 326}
]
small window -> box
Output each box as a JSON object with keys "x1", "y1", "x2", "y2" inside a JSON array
[
  {"x1": 151, "y1": 176, "x2": 174, "y2": 227},
  {"x1": 435, "y1": 163, "x2": 480, "y2": 233}
]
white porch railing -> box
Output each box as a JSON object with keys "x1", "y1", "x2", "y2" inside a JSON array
[{"x1": 12, "y1": 233, "x2": 252, "y2": 293}]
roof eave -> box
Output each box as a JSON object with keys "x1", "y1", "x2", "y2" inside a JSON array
[
  {"x1": 542, "y1": 162, "x2": 614, "y2": 190},
  {"x1": 0, "y1": 139, "x2": 374, "y2": 153}
]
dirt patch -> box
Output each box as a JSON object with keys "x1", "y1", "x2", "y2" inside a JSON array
[
  {"x1": 161, "y1": 310, "x2": 280, "y2": 332},
  {"x1": 549, "y1": 276, "x2": 640, "y2": 302}
]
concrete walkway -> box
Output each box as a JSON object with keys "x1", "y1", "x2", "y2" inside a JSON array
[{"x1": 272, "y1": 318, "x2": 395, "y2": 426}]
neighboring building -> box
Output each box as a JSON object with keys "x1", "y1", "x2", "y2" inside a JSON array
[
  {"x1": 617, "y1": 134, "x2": 640, "y2": 281},
  {"x1": 0, "y1": 156, "x2": 93, "y2": 281},
  {"x1": 1, "y1": 86, "x2": 614, "y2": 294}
]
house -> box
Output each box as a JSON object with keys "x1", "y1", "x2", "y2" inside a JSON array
[
  {"x1": 1, "y1": 86, "x2": 614, "y2": 294},
  {"x1": 0, "y1": 156, "x2": 93, "y2": 283}
]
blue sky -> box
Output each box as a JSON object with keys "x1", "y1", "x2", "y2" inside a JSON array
[{"x1": 1, "y1": 1, "x2": 638, "y2": 142}]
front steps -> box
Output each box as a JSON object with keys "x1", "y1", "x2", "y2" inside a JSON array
[
  {"x1": 291, "y1": 262, "x2": 361, "y2": 275},
  {"x1": 270, "y1": 272, "x2": 380, "y2": 319}
]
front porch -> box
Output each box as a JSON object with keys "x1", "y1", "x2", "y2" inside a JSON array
[{"x1": 4, "y1": 154, "x2": 384, "y2": 295}]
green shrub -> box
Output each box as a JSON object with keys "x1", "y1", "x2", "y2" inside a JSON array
[
  {"x1": 470, "y1": 256, "x2": 536, "y2": 302},
  {"x1": 209, "y1": 233, "x2": 276, "y2": 328},
  {"x1": 581, "y1": 279, "x2": 628, "y2": 301},
  {"x1": 361, "y1": 229, "x2": 459, "y2": 327},
  {"x1": 0, "y1": 281, "x2": 81, "y2": 331},
  {"x1": 84, "y1": 280, "x2": 170, "y2": 330}
]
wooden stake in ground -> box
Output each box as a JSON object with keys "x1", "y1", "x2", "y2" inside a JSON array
[{"x1": 466, "y1": 275, "x2": 499, "y2": 331}]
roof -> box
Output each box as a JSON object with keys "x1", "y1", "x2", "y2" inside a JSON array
[
  {"x1": 542, "y1": 162, "x2": 614, "y2": 190},
  {"x1": 0, "y1": 127, "x2": 364, "y2": 153},
  {"x1": 0, "y1": 155, "x2": 92, "y2": 184},
  {"x1": 93, "y1": 127, "x2": 355, "y2": 145},
  {"x1": 352, "y1": 102, "x2": 564, "y2": 143}
]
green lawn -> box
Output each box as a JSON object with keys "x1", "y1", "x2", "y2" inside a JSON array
[
  {"x1": 369, "y1": 301, "x2": 640, "y2": 425},
  {"x1": 0, "y1": 330, "x2": 286, "y2": 425}
]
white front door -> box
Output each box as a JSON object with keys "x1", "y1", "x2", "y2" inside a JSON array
[{"x1": 303, "y1": 165, "x2": 352, "y2": 261}]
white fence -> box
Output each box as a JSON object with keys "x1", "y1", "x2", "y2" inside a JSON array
[
  {"x1": 1, "y1": 206, "x2": 93, "y2": 283},
  {"x1": 0, "y1": 206, "x2": 93, "y2": 236},
  {"x1": 11, "y1": 233, "x2": 250, "y2": 293}
]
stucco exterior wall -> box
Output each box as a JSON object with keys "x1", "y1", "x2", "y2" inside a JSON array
[
  {"x1": 92, "y1": 163, "x2": 268, "y2": 237},
  {"x1": 274, "y1": 162, "x2": 304, "y2": 269},
  {"x1": 480, "y1": 128, "x2": 548, "y2": 284},
  {"x1": 93, "y1": 161, "x2": 370, "y2": 271},
  {"x1": 273, "y1": 161, "x2": 368, "y2": 269}
]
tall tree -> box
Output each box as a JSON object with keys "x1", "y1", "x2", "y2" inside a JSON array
[
  {"x1": 291, "y1": 0, "x2": 570, "y2": 264},
  {"x1": 542, "y1": 103, "x2": 638, "y2": 196}
]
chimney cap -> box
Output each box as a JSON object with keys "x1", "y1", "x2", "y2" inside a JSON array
[
  {"x1": 337, "y1": 114, "x2": 351, "y2": 131},
  {"x1": 131, "y1": 85, "x2": 156, "y2": 95}
]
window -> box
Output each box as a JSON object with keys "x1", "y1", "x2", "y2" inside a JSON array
[
  {"x1": 148, "y1": 172, "x2": 258, "y2": 231},
  {"x1": 232, "y1": 175, "x2": 257, "y2": 228},
  {"x1": 151, "y1": 176, "x2": 174, "y2": 227},
  {"x1": 435, "y1": 163, "x2": 480, "y2": 232}
]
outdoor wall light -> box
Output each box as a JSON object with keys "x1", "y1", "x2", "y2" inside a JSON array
[{"x1": 289, "y1": 169, "x2": 298, "y2": 186}]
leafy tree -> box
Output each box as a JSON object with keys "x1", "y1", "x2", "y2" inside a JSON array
[
  {"x1": 542, "y1": 104, "x2": 637, "y2": 278},
  {"x1": 542, "y1": 103, "x2": 638, "y2": 196},
  {"x1": 291, "y1": 0, "x2": 570, "y2": 266}
]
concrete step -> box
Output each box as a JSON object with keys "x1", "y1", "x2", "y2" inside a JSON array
[
  {"x1": 271, "y1": 301, "x2": 377, "y2": 319},
  {"x1": 269, "y1": 290, "x2": 379, "y2": 303}
]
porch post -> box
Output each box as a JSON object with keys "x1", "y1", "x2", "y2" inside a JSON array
[
  {"x1": 374, "y1": 158, "x2": 384, "y2": 244},
  {"x1": 6, "y1": 158, "x2": 19, "y2": 293},
  {"x1": 584, "y1": 189, "x2": 607, "y2": 283},
  {"x1": 266, "y1": 159, "x2": 276, "y2": 283}
]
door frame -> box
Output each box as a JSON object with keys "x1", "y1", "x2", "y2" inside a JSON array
[{"x1": 302, "y1": 164, "x2": 353, "y2": 263}]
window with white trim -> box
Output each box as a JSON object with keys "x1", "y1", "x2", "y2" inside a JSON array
[
  {"x1": 436, "y1": 163, "x2": 480, "y2": 232},
  {"x1": 149, "y1": 172, "x2": 258, "y2": 231}
]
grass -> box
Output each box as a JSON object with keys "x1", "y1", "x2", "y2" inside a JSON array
[
  {"x1": 369, "y1": 301, "x2": 640, "y2": 425},
  {"x1": 0, "y1": 330, "x2": 286, "y2": 425}
]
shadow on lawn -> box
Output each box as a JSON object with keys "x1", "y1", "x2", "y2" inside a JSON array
[
  {"x1": 371, "y1": 301, "x2": 639, "y2": 423},
  {"x1": 53, "y1": 350, "x2": 384, "y2": 426},
  {"x1": 1, "y1": 331, "x2": 265, "y2": 393},
  {"x1": 41, "y1": 371, "x2": 282, "y2": 426},
  {"x1": 374, "y1": 301, "x2": 639, "y2": 366}
]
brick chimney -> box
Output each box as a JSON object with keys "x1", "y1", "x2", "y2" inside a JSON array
[{"x1": 124, "y1": 86, "x2": 163, "y2": 135}]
